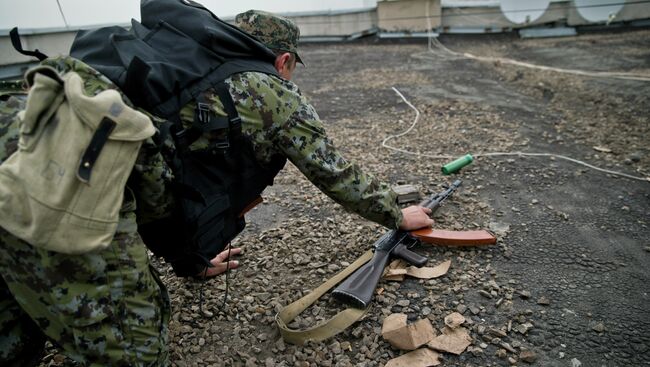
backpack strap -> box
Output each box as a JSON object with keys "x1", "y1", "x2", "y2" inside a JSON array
[
  {"x1": 215, "y1": 82, "x2": 242, "y2": 138},
  {"x1": 216, "y1": 82, "x2": 241, "y2": 135},
  {"x1": 9, "y1": 28, "x2": 48, "y2": 61},
  {"x1": 188, "y1": 82, "x2": 242, "y2": 152},
  {"x1": 77, "y1": 117, "x2": 117, "y2": 183}
]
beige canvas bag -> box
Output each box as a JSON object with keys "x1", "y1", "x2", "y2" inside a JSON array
[{"x1": 0, "y1": 66, "x2": 155, "y2": 254}]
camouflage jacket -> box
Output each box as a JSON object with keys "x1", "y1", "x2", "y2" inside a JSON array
[{"x1": 1, "y1": 56, "x2": 403, "y2": 229}]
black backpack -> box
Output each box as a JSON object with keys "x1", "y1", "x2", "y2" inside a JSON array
[
  {"x1": 71, "y1": 0, "x2": 279, "y2": 120},
  {"x1": 70, "y1": 0, "x2": 287, "y2": 276}
]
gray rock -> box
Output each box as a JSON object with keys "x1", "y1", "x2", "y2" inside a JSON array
[
  {"x1": 629, "y1": 152, "x2": 642, "y2": 162},
  {"x1": 591, "y1": 322, "x2": 606, "y2": 333},
  {"x1": 479, "y1": 290, "x2": 493, "y2": 299},
  {"x1": 396, "y1": 299, "x2": 410, "y2": 307},
  {"x1": 520, "y1": 350, "x2": 537, "y2": 363}
]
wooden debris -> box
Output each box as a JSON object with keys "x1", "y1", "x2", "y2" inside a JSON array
[{"x1": 393, "y1": 184, "x2": 421, "y2": 204}]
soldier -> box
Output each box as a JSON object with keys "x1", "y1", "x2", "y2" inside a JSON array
[
  {"x1": 0, "y1": 9, "x2": 433, "y2": 366},
  {"x1": 0, "y1": 61, "x2": 172, "y2": 366},
  {"x1": 227, "y1": 10, "x2": 433, "y2": 231}
]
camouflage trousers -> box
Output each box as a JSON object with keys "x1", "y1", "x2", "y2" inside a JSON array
[{"x1": 0, "y1": 211, "x2": 171, "y2": 366}]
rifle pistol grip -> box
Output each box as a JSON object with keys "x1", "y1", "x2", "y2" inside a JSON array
[{"x1": 393, "y1": 243, "x2": 427, "y2": 267}]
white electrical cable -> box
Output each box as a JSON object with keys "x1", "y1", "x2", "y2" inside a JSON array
[
  {"x1": 384, "y1": 88, "x2": 650, "y2": 182},
  {"x1": 55, "y1": 0, "x2": 69, "y2": 28},
  {"x1": 420, "y1": 0, "x2": 650, "y2": 83},
  {"x1": 384, "y1": 6, "x2": 649, "y2": 182},
  {"x1": 425, "y1": 38, "x2": 650, "y2": 82}
]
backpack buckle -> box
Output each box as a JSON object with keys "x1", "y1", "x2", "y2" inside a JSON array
[
  {"x1": 174, "y1": 128, "x2": 187, "y2": 139},
  {"x1": 213, "y1": 135, "x2": 230, "y2": 150},
  {"x1": 214, "y1": 141, "x2": 230, "y2": 149},
  {"x1": 196, "y1": 102, "x2": 212, "y2": 124}
]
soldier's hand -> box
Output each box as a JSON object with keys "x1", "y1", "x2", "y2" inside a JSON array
[
  {"x1": 196, "y1": 247, "x2": 242, "y2": 278},
  {"x1": 399, "y1": 206, "x2": 434, "y2": 231}
]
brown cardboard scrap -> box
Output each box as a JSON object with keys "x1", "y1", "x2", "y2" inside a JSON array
[
  {"x1": 385, "y1": 348, "x2": 441, "y2": 367},
  {"x1": 382, "y1": 313, "x2": 408, "y2": 335},
  {"x1": 382, "y1": 313, "x2": 437, "y2": 351},
  {"x1": 444, "y1": 312, "x2": 466, "y2": 329},
  {"x1": 389, "y1": 259, "x2": 408, "y2": 269},
  {"x1": 383, "y1": 259, "x2": 451, "y2": 281},
  {"x1": 427, "y1": 326, "x2": 472, "y2": 355},
  {"x1": 405, "y1": 259, "x2": 451, "y2": 279},
  {"x1": 385, "y1": 268, "x2": 408, "y2": 276},
  {"x1": 384, "y1": 274, "x2": 406, "y2": 281},
  {"x1": 383, "y1": 259, "x2": 408, "y2": 281}
]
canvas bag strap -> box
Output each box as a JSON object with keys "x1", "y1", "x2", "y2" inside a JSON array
[{"x1": 275, "y1": 249, "x2": 373, "y2": 345}]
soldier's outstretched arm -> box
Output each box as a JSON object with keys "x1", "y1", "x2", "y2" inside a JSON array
[{"x1": 274, "y1": 101, "x2": 405, "y2": 229}]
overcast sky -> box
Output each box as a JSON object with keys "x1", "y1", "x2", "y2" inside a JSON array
[{"x1": 0, "y1": 0, "x2": 378, "y2": 30}]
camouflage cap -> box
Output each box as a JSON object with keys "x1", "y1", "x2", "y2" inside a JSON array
[{"x1": 235, "y1": 10, "x2": 303, "y2": 65}]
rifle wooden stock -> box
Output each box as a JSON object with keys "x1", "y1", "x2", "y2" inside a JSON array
[
  {"x1": 409, "y1": 229, "x2": 496, "y2": 246},
  {"x1": 331, "y1": 246, "x2": 393, "y2": 309},
  {"x1": 238, "y1": 196, "x2": 263, "y2": 218}
]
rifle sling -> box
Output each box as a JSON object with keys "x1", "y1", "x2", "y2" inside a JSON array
[
  {"x1": 275, "y1": 249, "x2": 373, "y2": 345},
  {"x1": 276, "y1": 230, "x2": 497, "y2": 344}
]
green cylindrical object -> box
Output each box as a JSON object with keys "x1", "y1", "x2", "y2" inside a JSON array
[{"x1": 442, "y1": 154, "x2": 473, "y2": 175}]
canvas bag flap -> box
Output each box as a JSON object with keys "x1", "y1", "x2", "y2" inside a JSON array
[
  {"x1": 0, "y1": 65, "x2": 154, "y2": 254},
  {"x1": 63, "y1": 71, "x2": 154, "y2": 141}
]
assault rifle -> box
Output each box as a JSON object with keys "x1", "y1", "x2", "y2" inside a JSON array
[{"x1": 332, "y1": 180, "x2": 496, "y2": 308}]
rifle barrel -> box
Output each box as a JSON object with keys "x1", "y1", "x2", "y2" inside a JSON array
[{"x1": 423, "y1": 180, "x2": 462, "y2": 211}]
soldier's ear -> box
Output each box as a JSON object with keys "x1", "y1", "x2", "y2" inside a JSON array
[
  {"x1": 274, "y1": 52, "x2": 294, "y2": 80},
  {"x1": 274, "y1": 52, "x2": 290, "y2": 70}
]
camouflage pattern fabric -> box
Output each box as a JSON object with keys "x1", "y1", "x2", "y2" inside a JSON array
[
  {"x1": 178, "y1": 71, "x2": 404, "y2": 229},
  {"x1": 0, "y1": 218, "x2": 170, "y2": 366},
  {"x1": 230, "y1": 12, "x2": 403, "y2": 224},
  {"x1": 235, "y1": 10, "x2": 304, "y2": 64},
  {"x1": 0, "y1": 263, "x2": 45, "y2": 366},
  {"x1": 0, "y1": 57, "x2": 171, "y2": 366},
  {"x1": 0, "y1": 86, "x2": 23, "y2": 163}
]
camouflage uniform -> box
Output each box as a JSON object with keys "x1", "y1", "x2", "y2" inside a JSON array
[
  {"x1": 236, "y1": 10, "x2": 305, "y2": 64},
  {"x1": 0, "y1": 58, "x2": 170, "y2": 366},
  {"x1": 225, "y1": 10, "x2": 402, "y2": 228},
  {"x1": 0, "y1": 9, "x2": 402, "y2": 367},
  {"x1": 177, "y1": 71, "x2": 403, "y2": 228}
]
